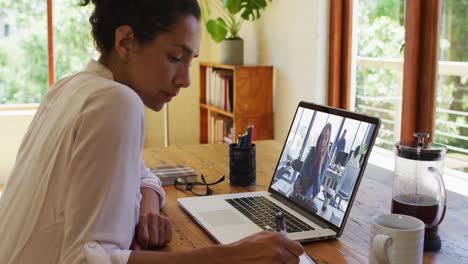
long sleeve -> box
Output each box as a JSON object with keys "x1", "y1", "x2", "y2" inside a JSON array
[
  {"x1": 140, "y1": 162, "x2": 166, "y2": 208},
  {"x1": 59, "y1": 86, "x2": 144, "y2": 264}
]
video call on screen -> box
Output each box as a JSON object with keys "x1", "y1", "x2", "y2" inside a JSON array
[{"x1": 271, "y1": 107, "x2": 376, "y2": 227}]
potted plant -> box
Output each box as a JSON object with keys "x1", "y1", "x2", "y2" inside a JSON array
[{"x1": 201, "y1": 0, "x2": 272, "y2": 65}]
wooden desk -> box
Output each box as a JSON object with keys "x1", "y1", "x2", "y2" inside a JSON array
[{"x1": 143, "y1": 140, "x2": 468, "y2": 263}]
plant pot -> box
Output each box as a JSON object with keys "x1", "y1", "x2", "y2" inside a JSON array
[{"x1": 221, "y1": 38, "x2": 244, "y2": 65}]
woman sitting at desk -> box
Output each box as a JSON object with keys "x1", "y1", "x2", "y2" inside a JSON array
[
  {"x1": 293, "y1": 123, "x2": 332, "y2": 199},
  {"x1": 0, "y1": 1, "x2": 304, "y2": 263}
]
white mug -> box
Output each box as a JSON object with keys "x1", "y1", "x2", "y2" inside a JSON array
[{"x1": 369, "y1": 214, "x2": 425, "y2": 264}]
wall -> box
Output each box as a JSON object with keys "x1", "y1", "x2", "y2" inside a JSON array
[
  {"x1": 0, "y1": 106, "x2": 36, "y2": 182},
  {"x1": 144, "y1": 0, "x2": 330, "y2": 146},
  {"x1": 242, "y1": 0, "x2": 330, "y2": 142},
  {"x1": 143, "y1": 107, "x2": 165, "y2": 147}
]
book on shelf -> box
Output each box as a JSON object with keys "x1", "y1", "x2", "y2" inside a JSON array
[
  {"x1": 208, "y1": 114, "x2": 233, "y2": 144},
  {"x1": 149, "y1": 165, "x2": 197, "y2": 186},
  {"x1": 204, "y1": 67, "x2": 233, "y2": 112},
  {"x1": 225, "y1": 120, "x2": 234, "y2": 143}
]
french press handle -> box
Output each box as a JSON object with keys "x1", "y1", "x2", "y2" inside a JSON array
[{"x1": 428, "y1": 167, "x2": 447, "y2": 227}]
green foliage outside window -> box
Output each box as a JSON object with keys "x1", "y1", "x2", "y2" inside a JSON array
[
  {"x1": 357, "y1": 0, "x2": 467, "y2": 155},
  {"x1": 356, "y1": 0, "x2": 405, "y2": 150},
  {"x1": 0, "y1": 0, "x2": 94, "y2": 104},
  {"x1": 434, "y1": 0, "x2": 468, "y2": 152}
]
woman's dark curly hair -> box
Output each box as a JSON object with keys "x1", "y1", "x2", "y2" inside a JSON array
[{"x1": 80, "y1": 0, "x2": 200, "y2": 54}]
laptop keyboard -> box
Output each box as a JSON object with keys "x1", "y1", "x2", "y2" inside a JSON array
[{"x1": 225, "y1": 196, "x2": 315, "y2": 233}]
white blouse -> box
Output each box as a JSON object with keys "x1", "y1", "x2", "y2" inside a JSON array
[{"x1": 0, "y1": 60, "x2": 165, "y2": 264}]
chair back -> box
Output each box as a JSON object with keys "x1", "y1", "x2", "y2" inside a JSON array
[{"x1": 338, "y1": 164, "x2": 360, "y2": 198}]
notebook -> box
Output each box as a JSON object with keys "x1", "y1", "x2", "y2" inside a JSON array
[
  {"x1": 178, "y1": 101, "x2": 380, "y2": 245},
  {"x1": 149, "y1": 165, "x2": 197, "y2": 186}
]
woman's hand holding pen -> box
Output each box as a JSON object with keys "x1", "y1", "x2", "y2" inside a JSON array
[
  {"x1": 276, "y1": 212, "x2": 316, "y2": 264},
  {"x1": 224, "y1": 230, "x2": 304, "y2": 264}
]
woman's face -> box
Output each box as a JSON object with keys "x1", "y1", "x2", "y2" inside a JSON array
[
  {"x1": 122, "y1": 15, "x2": 201, "y2": 111},
  {"x1": 318, "y1": 128, "x2": 330, "y2": 154}
]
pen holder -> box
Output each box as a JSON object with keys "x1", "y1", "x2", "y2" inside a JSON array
[{"x1": 228, "y1": 143, "x2": 256, "y2": 186}]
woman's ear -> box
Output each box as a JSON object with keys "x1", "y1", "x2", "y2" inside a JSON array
[{"x1": 114, "y1": 25, "x2": 137, "y2": 60}]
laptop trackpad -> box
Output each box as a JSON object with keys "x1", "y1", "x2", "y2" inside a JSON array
[{"x1": 199, "y1": 210, "x2": 246, "y2": 226}]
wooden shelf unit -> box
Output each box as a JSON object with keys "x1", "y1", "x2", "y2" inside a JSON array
[{"x1": 199, "y1": 62, "x2": 274, "y2": 144}]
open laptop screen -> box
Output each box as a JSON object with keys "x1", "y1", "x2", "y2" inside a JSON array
[{"x1": 270, "y1": 102, "x2": 379, "y2": 229}]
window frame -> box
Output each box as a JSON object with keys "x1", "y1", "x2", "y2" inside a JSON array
[
  {"x1": 328, "y1": 0, "x2": 442, "y2": 143},
  {"x1": 328, "y1": 0, "x2": 353, "y2": 110}
]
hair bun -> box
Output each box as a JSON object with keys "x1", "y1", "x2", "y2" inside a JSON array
[{"x1": 82, "y1": 0, "x2": 200, "y2": 54}]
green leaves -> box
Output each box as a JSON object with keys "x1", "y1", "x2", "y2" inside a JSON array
[
  {"x1": 202, "y1": 0, "x2": 271, "y2": 42},
  {"x1": 206, "y1": 18, "x2": 228, "y2": 43},
  {"x1": 223, "y1": 0, "x2": 242, "y2": 15},
  {"x1": 240, "y1": 0, "x2": 270, "y2": 20}
]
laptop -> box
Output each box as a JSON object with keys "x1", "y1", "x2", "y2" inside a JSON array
[{"x1": 178, "y1": 101, "x2": 381, "y2": 244}]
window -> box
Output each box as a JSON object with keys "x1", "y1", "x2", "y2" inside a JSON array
[
  {"x1": 351, "y1": 0, "x2": 406, "y2": 150},
  {"x1": 0, "y1": 0, "x2": 94, "y2": 105},
  {"x1": 436, "y1": 0, "x2": 468, "y2": 173},
  {"x1": 329, "y1": 0, "x2": 468, "y2": 174}
]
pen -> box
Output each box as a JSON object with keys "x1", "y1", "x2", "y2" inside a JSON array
[
  {"x1": 276, "y1": 212, "x2": 317, "y2": 264},
  {"x1": 275, "y1": 211, "x2": 287, "y2": 237},
  {"x1": 248, "y1": 125, "x2": 254, "y2": 147},
  {"x1": 241, "y1": 132, "x2": 247, "y2": 148}
]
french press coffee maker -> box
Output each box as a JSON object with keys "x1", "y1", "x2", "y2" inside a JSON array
[{"x1": 392, "y1": 133, "x2": 447, "y2": 251}]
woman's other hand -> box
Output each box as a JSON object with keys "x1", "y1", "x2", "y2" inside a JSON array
[
  {"x1": 132, "y1": 187, "x2": 173, "y2": 250},
  {"x1": 132, "y1": 212, "x2": 172, "y2": 250}
]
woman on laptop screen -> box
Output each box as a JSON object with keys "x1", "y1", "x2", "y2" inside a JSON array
[{"x1": 293, "y1": 123, "x2": 332, "y2": 205}]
